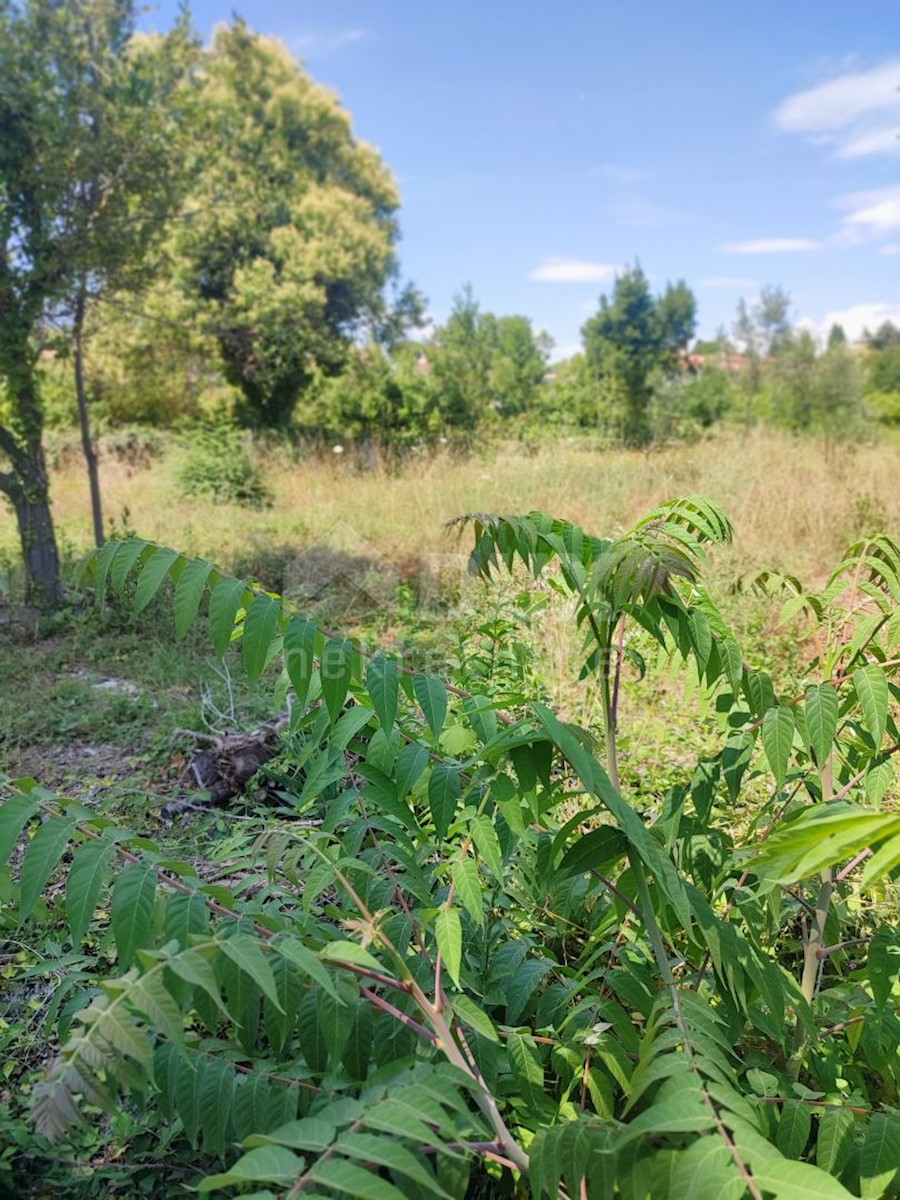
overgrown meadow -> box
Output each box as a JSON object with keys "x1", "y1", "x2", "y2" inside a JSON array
[{"x1": 1, "y1": 430, "x2": 899, "y2": 1200}]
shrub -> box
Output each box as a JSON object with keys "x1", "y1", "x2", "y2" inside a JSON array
[{"x1": 176, "y1": 422, "x2": 272, "y2": 508}]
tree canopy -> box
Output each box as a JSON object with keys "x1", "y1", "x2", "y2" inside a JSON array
[
  {"x1": 169, "y1": 21, "x2": 404, "y2": 428},
  {"x1": 0, "y1": 0, "x2": 195, "y2": 601},
  {"x1": 581, "y1": 266, "x2": 697, "y2": 445}
]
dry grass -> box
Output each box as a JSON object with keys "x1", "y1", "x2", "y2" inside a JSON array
[{"x1": 5, "y1": 428, "x2": 896, "y2": 589}]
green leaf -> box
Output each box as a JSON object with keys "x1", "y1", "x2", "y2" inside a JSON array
[
  {"x1": 77, "y1": 989, "x2": 152, "y2": 1070},
  {"x1": 558, "y1": 825, "x2": 628, "y2": 877},
  {"x1": 414, "y1": 674, "x2": 448, "y2": 739},
  {"x1": 776, "y1": 1100, "x2": 812, "y2": 1160},
  {"x1": 867, "y1": 926, "x2": 900, "y2": 1011},
  {"x1": 688, "y1": 609, "x2": 713, "y2": 671},
  {"x1": 134, "y1": 547, "x2": 181, "y2": 613},
  {"x1": 434, "y1": 909, "x2": 462, "y2": 986},
  {"x1": 209, "y1": 577, "x2": 248, "y2": 658},
  {"x1": 860, "y1": 1113, "x2": 900, "y2": 1200},
  {"x1": 174, "y1": 558, "x2": 212, "y2": 638},
  {"x1": 317, "y1": 976, "x2": 355, "y2": 1065},
  {"x1": 0, "y1": 793, "x2": 38, "y2": 867},
  {"x1": 320, "y1": 940, "x2": 388, "y2": 976},
  {"x1": 864, "y1": 758, "x2": 894, "y2": 806},
  {"x1": 753, "y1": 1156, "x2": 855, "y2": 1199},
  {"x1": 745, "y1": 670, "x2": 776, "y2": 718},
  {"x1": 854, "y1": 665, "x2": 889, "y2": 748},
  {"x1": 428, "y1": 765, "x2": 461, "y2": 839},
  {"x1": 805, "y1": 682, "x2": 839, "y2": 769},
  {"x1": 284, "y1": 617, "x2": 318, "y2": 707},
  {"x1": 451, "y1": 857, "x2": 483, "y2": 927},
  {"x1": 341, "y1": 1000, "x2": 373, "y2": 1080},
  {"x1": 815, "y1": 1106, "x2": 855, "y2": 1176},
  {"x1": 451, "y1": 995, "x2": 498, "y2": 1042},
  {"x1": 242, "y1": 594, "x2": 281, "y2": 682},
  {"x1": 66, "y1": 840, "x2": 116, "y2": 944},
  {"x1": 669, "y1": 1136, "x2": 746, "y2": 1200},
  {"x1": 507, "y1": 1031, "x2": 545, "y2": 1111},
  {"x1": 463, "y1": 694, "x2": 497, "y2": 743},
  {"x1": 367, "y1": 655, "x2": 399, "y2": 732},
  {"x1": 130, "y1": 971, "x2": 187, "y2": 1047},
  {"x1": 199, "y1": 1146, "x2": 306, "y2": 1192},
  {"x1": 109, "y1": 538, "x2": 148, "y2": 596},
  {"x1": 166, "y1": 948, "x2": 226, "y2": 1015},
  {"x1": 621, "y1": 1094, "x2": 714, "y2": 1141},
  {"x1": 19, "y1": 815, "x2": 78, "y2": 923},
  {"x1": 246, "y1": 1117, "x2": 335, "y2": 1152},
  {"x1": 533, "y1": 704, "x2": 693, "y2": 930},
  {"x1": 723, "y1": 733, "x2": 754, "y2": 802},
  {"x1": 275, "y1": 936, "x2": 340, "y2": 999},
  {"x1": 310, "y1": 1157, "x2": 408, "y2": 1200},
  {"x1": 762, "y1": 705, "x2": 795, "y2": 789},
  {"x1": 199, "y1": 1059, "x2": 234, "y2": 1159},
  {"x1": 90, "y1": 537, "x2": 121, "y2": 601},
  {"x1": 321, "y1": 638, "x2": 353, "y2": 724},
  {"x1": 335, "y1": 1131, "x2": 449, "y2": 1196},
  {"x1": 721, "y1": 636, "x2": 744, "y2": 692},
  {"x1": 503, "y1": 958, "x2": 552, "y2": 1024},
  {"x1": 394, "y1": 743, "x2": 429, "y2": 798},
  {"x1": 219, "y1": 935, "x2": 282, "y2": 1012},
  {"x1": 470, "y1": 814, "x2": 503, "y2": 878},
  {"x1": 112, "y1": 864, "x2": 157, "y2": 970}
]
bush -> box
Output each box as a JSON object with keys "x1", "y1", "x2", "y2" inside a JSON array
[
  {"x1": 867, "y1": 390, "x2": 900, "y2": 426},
  {"x1": 176, "y1": 422, "x2": 272, "y2": 508}
]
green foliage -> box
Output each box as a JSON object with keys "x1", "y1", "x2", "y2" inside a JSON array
[
  {"x1": 166, "y1": 19, "x2": 403, "y2": 428},
  {"x1": 2, "y1": 497, "x2": 899, "y2": 1197},
  {"x1": 867, "y1": 347, "x2": 900, "y2": 398},
  {"x1": 176, "y1": 422, "x2": 273, "y2": 508},
  {"x1": 582, "y1": 266, "x2": 698, "y2": 445},
  {"x1": 0, "y1": 0, "x2": 198, "y2": 603}
]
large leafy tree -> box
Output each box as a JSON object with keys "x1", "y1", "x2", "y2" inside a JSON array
[
  {"x1": 169, "y1": 21, "x2": 403, "y2": 428},
  {"x1": 0, "y1": 0, "x2": 195, "y2": 601},
  {"x1": 581, "y1": 266, "x2": 697, "y2": 445}
]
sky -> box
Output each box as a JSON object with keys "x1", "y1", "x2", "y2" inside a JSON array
[{"x1": 147, "y1": 0, "x2": 900, "y2": 358}]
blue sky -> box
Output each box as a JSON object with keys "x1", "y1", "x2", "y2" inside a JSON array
[{"x1": 150, "y1": 0, "x2": 900, "y2": 356}]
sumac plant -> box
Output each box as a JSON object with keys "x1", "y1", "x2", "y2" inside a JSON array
[{"x1": 2, "y1": 497, "x2": 899, "y2": 1199}]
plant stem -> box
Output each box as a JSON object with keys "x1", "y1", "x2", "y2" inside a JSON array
[{"x1": 800, "y1": 871, "x2": 835, "y2": 1004}]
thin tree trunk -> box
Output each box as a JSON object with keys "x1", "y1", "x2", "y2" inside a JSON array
[{"x1": 73, "y1": 286, "x2": 104, "y2": 547}]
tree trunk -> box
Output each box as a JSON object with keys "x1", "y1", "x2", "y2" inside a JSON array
[
  {"x1": 74, "y1": 287, "x2": 104, "y2": 547},
  {"x1": 6, "y1": 459, "x2": 63, "y2": 609}
]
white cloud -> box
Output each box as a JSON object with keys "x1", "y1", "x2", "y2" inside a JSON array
[
  {"x1": 801, "y1": 303, "x2": 900, "y2": 344},
  {"x1": 699, "y1": 276, "x2": 758, "y2": 289},
  {"x1": 836, "y1": 127, "x2": 900, "y2": 159},
  {"x1": 773, "y1": 59, "x2": 900, "y2": 159},
  {"x1": 880, "y1": 244, "x2": 900, "y2": 256},
  {"x1": 290, "y1": 28, "x2": 369, "y2": 57},
  {"x1": 835, "y1": 186, "x2": 900, "y2": 238},
  {"x1": 720, "y1": 238, "x2": 819, "y2": 255},
  {"x1": 529, "y1": 258, "x2": 621, "y2": 283}
]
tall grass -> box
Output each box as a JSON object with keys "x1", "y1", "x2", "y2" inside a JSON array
[{"x1": 4, "y1": 429, "x2": 893, "y2": 579}]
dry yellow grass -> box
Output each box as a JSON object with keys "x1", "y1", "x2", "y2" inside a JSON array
[{"x1": 5, "y1": 428, "x2": 895, "y2": 584}]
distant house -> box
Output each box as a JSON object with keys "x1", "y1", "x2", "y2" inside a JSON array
[{"x1": 680, "y1": 351, "x2": 748, "y2": 374}]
